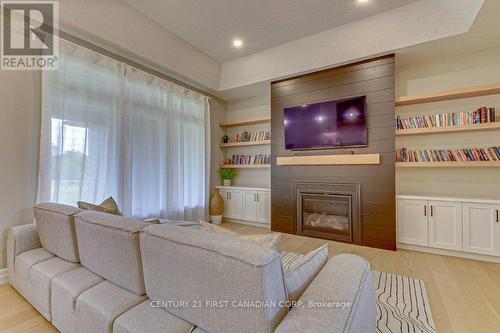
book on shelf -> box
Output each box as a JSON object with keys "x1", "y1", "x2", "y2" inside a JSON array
[
  {"x1": 231, "y1": 154, "x2": 270, "y2": 165},
  {"x1": 396, "y1": 107, "x2": 496, "y2": 130},
  {"x1": 233, "y1": 131, "x2": 270, "y2": 142},
  {"x1": 396, "y1": 146, "x2": 500, "y2": 163}
]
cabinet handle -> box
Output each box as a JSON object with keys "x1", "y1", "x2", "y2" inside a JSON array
[
  {"x1": 253, "y1": 194, "x2": 256, "y2": 201},
  {"x1": 229, "y1": 192, "x2": 231, "y2": 199},
  {"x1": 424, "y1": 205, "x2": 427, "y2": 217},
  {"x1": 257, "y1": 194, "x2": 259, "y2": 202},
  {"x1": 430, "y1": 205, "x2": 433, "y2": 217},
  {"x1": 497, "y1": 210, "x2": 499, "y2": 223}
]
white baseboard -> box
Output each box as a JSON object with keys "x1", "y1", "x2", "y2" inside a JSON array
[
  {"x1": 398, "y1": 243, "x2": 500, "y2": 264},
  {"x1": 0, "y1": 268, "x2": 8, "y2": 285}
]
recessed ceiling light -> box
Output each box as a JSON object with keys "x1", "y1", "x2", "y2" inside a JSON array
[
  {"x1": 357, "y1": 0, "x2": 370, "y2": 4},
  {"x1": 232, "y1": 39, "x2": 243, "y2": 48}
]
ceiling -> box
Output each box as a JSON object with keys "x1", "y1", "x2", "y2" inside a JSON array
[
  {"x1": 122, "y1": 0, "x2": 419, "y2": 62},
  {"x1": 397, "y1": 0, "x2": 500, "y2": 66}
]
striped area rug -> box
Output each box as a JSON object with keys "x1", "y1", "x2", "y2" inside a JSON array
[{"x1": 374, "y1": 271, "x2": 436, "y2": 333}]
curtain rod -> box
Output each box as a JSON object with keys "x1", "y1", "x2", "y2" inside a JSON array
[{"x1": 34, "y1": 23, "x2": 223, "y2": 102}]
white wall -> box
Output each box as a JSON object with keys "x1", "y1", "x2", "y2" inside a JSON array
[
  {"x1": 396, "y1": 46, "x2": 500, "y2": 198},
  {"x1": 210, "y1": 99, "x2": 227, "y2": 190},
  {"x1": 222, "y1": 94, "x2": 271, "y2": 189},
  {"x1": 0, "y1": 70, "x2": 40, "y2": 269}
]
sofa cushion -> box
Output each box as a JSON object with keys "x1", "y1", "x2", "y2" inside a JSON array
[
  {"x1": 74, "y1": 211, "x2": 149, "y2": 295},
  {"x1": 29, "y1": 257, "x2": 80, "y2": 321},
  {"x1": 141, "y1": 225, "x2": 288, "y2": 333},
  {"x1": 14, "y1": 248, "x2": 54, "y2": 297},
  {"x1": 34, "y1": 203, "x2": 82, "y2": 262},
  {"x1": 7, "y1": 223, "x2": 41, "y2": 288},
  {"x1": 279, "y1": 251, "x2": 304, "y2": 271},
  {"x1": 284, "y1": 244, "x2": 329, "y2": 301},
  {"x1": 52, "y1": 267, "x2": 104, "y2": 333},
  {"x1": 113, "y1": 300, "x2": 195, "y2": 333},
  {"x1": 75, "y1": 281, "x2": 146, "y2": 333},
  {"x1": 199, "y1": 221, "x2": 281, "y2": 250},
  {"x1": 78, "y1": 196, "x2": 122, "y2": 216},
  {"x1": 274, "y1": 254, "x2": 376, "y2": 333}
]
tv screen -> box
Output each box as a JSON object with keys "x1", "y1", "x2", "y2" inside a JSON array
[{"x1": 283, "y1": 96, "x2": 367, "y2": 150}]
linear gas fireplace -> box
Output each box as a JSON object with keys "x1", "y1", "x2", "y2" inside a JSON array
[{"x1": 294, "y1": 181, "x2": 361, "y2": 244}]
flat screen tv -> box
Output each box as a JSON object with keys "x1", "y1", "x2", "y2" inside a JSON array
[{"x1": 283, "y1": 96, "x2": 367, "y2": 150}]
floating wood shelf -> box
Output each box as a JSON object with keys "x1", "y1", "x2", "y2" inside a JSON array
[
  {"x1": 396, "y1": 161, "x2": 500, "y2": 168},
  {"x1": 220, "y1": 140, "x2": 271, "y2": 148},
  {"x1": 395, "y1": 122, "x2": 500, "y2": 136},
  {"x1": 395, "y1": 83, "x2": 500, "y2": 106},
  {"x1": 220, "y1": 164, "x2": 270, "y2": 169},
  {"x1": 219, "y1": 116, "x2": 271, "y2": 128},
  {"x1": 276, "y1": 154, "x2": 380, "y2": 166}
]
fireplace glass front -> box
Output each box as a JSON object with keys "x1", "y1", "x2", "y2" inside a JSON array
[{"x1": 301, "y1": 193, "x2": 351, "y2": 238}]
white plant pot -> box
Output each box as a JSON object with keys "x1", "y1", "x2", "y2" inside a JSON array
[
  {"x1": 223, "y1": 179, "x2": 232, "y2": 186},
  {"x1": 211, "y1": 215, "x2": 223, "y2": 225}
]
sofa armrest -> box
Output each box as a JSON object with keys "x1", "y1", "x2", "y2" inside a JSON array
[
  {"x1": 275, "y1": 254, "x2": 375, "y2": 333},
  {"x1": 7, "y1": 223, "x2": 41, "y2": 286}
]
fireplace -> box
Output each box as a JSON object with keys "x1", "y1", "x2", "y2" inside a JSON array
[{"x1": 294, "y1": 182, "x2": 361, "y2": 244}]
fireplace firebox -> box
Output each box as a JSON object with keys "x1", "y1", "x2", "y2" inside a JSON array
[{"x1": 294, "y1": 181, "x2": 361, "y2": 244}]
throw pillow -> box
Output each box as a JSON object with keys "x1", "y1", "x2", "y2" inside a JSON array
[
  {"x1": 77, "y1": 196, "x2": 123, "y2": 216},
  {"x1": 199, "y1": 220, "x2": 281, "y2": 250},
  {"x1": 284, "y1": 244, "x2": 329, "y2": 301}
]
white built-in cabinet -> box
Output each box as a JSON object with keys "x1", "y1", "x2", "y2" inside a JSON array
[
  {"x1": 219, "y1": 188, "x2": 243, "y2": 220},
  {"x1": 462, "y1": 202, "x2": 500, "y2": 256},
  {"x1": 217, "y1": 186, "x2": 271, "y2": 226},
  {"x1": 398, "y1": 195, "x2": 500, "y2": 261}
]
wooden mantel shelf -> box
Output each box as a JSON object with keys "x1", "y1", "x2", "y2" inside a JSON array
[{"x1": 276, "y1": 154, "x2": 380, "y2": 166}]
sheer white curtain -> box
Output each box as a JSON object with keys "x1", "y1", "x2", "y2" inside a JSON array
[{"x1": 38, "y1": 40, "x2": 210, "y2": 221}]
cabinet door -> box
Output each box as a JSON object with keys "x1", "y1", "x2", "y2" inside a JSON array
[
  {"x1": 227, "y1": 190, "x2": 243, "y2": 220},
  {"x1": 243, "y1": 191, "x2": 258, "y2": 222},
  {"x1": 219, "y1": 189, "x2": 230, "y2": 218},
  {"x1": 462, "y1": 203, "x2": 500, "y2": 256},
  {"x1": 256, "y1": 191, "x2": 271, "y2": 224},
  {"x1": 428, "y1": 201, "x2": 462, "y2": 251},
  {"x1": 397, "y1": 199, "x2": 429, "y2": 246}
]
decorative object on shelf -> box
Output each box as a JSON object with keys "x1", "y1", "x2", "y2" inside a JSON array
[
  {"x1": 223, "y1": 158, "x2": 232, "y2": 165},
  {"x1": 396, "y1": 146, "x2": 500, "y2": 163},
  {"x1": 220, "y1": 164, "x2": 270, "y2": 169},
  {"x1": 396, "y1": 107, "x2": 496, "y2": 130},
  {"x1": 219, "y1": 168, "x2": 236, "y2": 186},
  {"x1": 231, "y1": 154, "x2": 270, "y2": 165},
  {"x1": 209, "y1": 188, "x2": 224, "y2": 225},
  {"x1": 231, "y1": 130, "x2": 270, "y2": 143},
  {"x1": 222, "y1": 134, "x2": 229, "y2": 143}
]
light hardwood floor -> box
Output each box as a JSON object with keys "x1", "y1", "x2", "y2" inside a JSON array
[{"x1": 1, "y1": 222, "x2": 499, "y2": 333}]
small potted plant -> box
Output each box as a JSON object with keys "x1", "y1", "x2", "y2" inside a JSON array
[
  {"x1": 219, "y1": 168, "x2": 236, "y2": 186},
  {"x1": 222, "y1": 134, "x2": 229, "y2": 143}
]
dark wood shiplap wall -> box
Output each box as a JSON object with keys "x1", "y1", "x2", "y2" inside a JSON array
[{"x1": 271, "y1": 55, "x2": 396, "y2": 250}]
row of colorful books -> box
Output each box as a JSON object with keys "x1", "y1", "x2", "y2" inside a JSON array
[
  {"x1": 396, "y1": 147, "x2": 500, "y2": 163},
  {"x1": 234, "y1": 131, "x2": 270, "y2": 142},
  {"x1": 231, "y1": 154, "x2": 270, "y2": 165},
  {"x1": 396, "y1": 107, "x2": 496, "y2": 130}
]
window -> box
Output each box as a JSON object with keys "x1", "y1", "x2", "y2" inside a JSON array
[{"x1": 38, "y1": 39, "x2": 210, "y2": 221}]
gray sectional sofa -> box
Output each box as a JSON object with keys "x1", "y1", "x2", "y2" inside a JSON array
[{"x1": 7, "y1": 203, "x2": 376, "y2": 333}]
